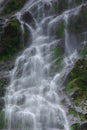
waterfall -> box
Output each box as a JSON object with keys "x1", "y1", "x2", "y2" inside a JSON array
[{"x1": 4, "y1": 0, "x2": 85, "y2": 130}]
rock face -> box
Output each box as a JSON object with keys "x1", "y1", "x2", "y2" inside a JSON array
[
  {"x1": 0, "y1": 1, "x2": 33, "y2": 128},
  {"x1": 65, "y1": 58, "x2": 87, "y2": 128},
  {"x1": 0, "y1": 0, "x2": 26, "y2": 16},
  {"x1": 0, "y1": 19, "x2": 22, "y2": 59},
  {"x1": 0, "y1": 0, "x2": 87, "y2": 129}
]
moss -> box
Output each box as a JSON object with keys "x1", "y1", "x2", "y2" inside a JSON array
[
  {"x1": 0, "y1": 111, "x2": 7, "y2": 129},
  {"x1": 71, "y1": 123, "x2": 80, "y2": 130},
  {"x1": 57, "y1": 21, "x2": 65, "y2": 38},
  {"x1": 79, "y1": 113, "x2": 87, "y2": 121},
  {"x1": 54, "y1": 47, "x2": 63, "y2": 57},
  {"x1": 0, "y1": 78, "x2": 7, "y2": 97},
  {"x1": 54, "y1": 47, "x2": 64, "y2": 65},
  {"x1": 67, "y1": 59, "x2": 87, "y2": 90},
  {"x1": 66, "y1": 79, "x2": 79, "y2": 93},
  {"x1": 53, "y1": 0, "x2": 68, "y2": 14},
  {"x1": 69, "y1": 108, "x2": 87, "y2": 122},
  {"x1": 0, "y1": 19, "x2": 22, "y2": 61},
  {"x1": 68, "y1": 5, "x2": 87, "y2": 34},
  {"x1": 69, "y1": 108, "x2": 78, "y2": 117},
  {"x1": 80, "y1": 46, "x2": 87, "y2": 57},
  {"x1": 0, "y1": 78, "x2": 7, "y2": 111},
  {"x1": 66, "y1": 58, "x2": 87, "y2": 107},
  {"x1": 1, "y1": 0, "x2": 26, "y2": 16},
  {"x1": 75, "y1": 0, "x2": 82, "y2": 6}
]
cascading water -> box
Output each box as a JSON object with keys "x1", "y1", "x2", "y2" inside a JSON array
[{"x1": 4, "y1": 0, "x2": 86, "y2": 130}]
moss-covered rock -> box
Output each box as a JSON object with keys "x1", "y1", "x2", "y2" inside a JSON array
[
  {"x1": 80, "y1": 46, "x2": 87, "y2": 57},
  {"x1": 53, "y1": 0, "x2": 68, "y2": 14},
  {"x1": 0, "y1": 19, "x2": 22, "y2": 61},
  {"x1": 0, "y1": 111, "x2": 7, "y2": 129},
  {"x1": 50, "y1": 40, "x2": 65, "y2": 74},
  {"x1": 71, "y1": 123, "x2": 81, "y2": 130},
  {"x1": 68, "y1": 4, "x2": 87, "y2": 34},
  {"x1": 0, "y1": 0, "x2": 26, "y2": 16},
  {"x1": 66, "y1": 58, "x2": 87, "y2": 126},
  {"x1": 49, "y1": 20, "x2": 65, "y2": 39},
  {"x1": 75, "y1": 0, "x2": 83, "y2": 6},
  {"x1": 0, "y1": 77, "x2": 8, "y2": 111},
  {"x1": 67, "y1": 58, "x2": 87, "y2": 91}
]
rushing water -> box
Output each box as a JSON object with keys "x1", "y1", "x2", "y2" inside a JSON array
[{"x1": 4, "y1": 0, "x2": 86, "y2": 130}]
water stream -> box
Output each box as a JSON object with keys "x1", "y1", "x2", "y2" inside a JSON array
[{"x1": 4, "y1": 0, "x2": 85, "y2": 130}]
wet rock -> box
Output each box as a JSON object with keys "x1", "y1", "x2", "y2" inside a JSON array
[
  {"x1": 0, "y1": 77, "x2": 8, "y2": 110},
  {"x1": 0, "y1": 0, "x2": 26, "y2": 16},
  {"x1": 49, "y1": 19, "x2": 65, "y2": 39},
  {"x1": 0, "y1": 19, "x2": 22, "y2": 61},
  {"x1": 53, "y1": 0, "x2": 68, "y2": 14},
  {"x1": 22, "y1": 11, "x2": 36, "y2": 28},
  {"x1": 81, "y1": 122, "x2": 87, "y2": 130},
  {"x1": 68, "y1": 4, "x2": 87, "y2": 34}
]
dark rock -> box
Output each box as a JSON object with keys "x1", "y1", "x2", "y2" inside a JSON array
[
  {"x1": 23, "y1": 24, "x2": 32, "y2": 45},
  {"x1": 0, "y1": 0, "x2": 26, "y2": 16},
  {"x1": 68, "y1": 4, "x2": 87, "y2": 34},
  {"x1": 53, "y1": 0, "x2": 68, "y2": 14},
  {"x1": 81, "y1": 122, "x2": 87, "y2": 130},
  {"x1": 22, "y1": 11, "x2": 36, "y2": 28},
  {"x1": 0, "y1": 77, "x2": 8, "y2": 110},
  {"x1": 0, "y1": 19, "x2": 22, "y2": 61}
]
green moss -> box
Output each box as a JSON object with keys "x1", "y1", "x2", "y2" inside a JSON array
[
  {"x1": 0, "y1": 19, "x2": 22, "y2": 61},
  {"x1": 71, "y1": 123, "x2": 80, "y2": 130},
  {"x1": 68, "y1": 5, "x2": 87, "y2": 34},
  {"x1": 0, "y1": 112, "x2": 7, "y2": 129},
  {"x1": 53, "y1": 0, "x2": 68, "y2": 14},
  {"x1": 69, "y1": 109, "x2": 78, "y2": 117},
  {"x1": 54, "y1": 47, "x2": 64, "y2": 66},
  {"x1": 75, "y1": 0, "x2": 82, "y2": 6},
  {"x1": 67, "y1": 59, "x2": 87, "y2": 90},
  {"x1": 69, "y1": 108, "x2": 87, "y2": 122},
  {"x1": 66, "y1": 77, "x2": 80, "y2": 93},
  {"x1": 0, "y1": 78, "x2": 6, "y2": 97},
  {"x1": 80, "y1": 46, "x2": 87, "y2": 57},
  {"x1": 54, "y1": 47, "x2": 63, "y2": 57},
  {"x1": 1, "y1": 0, "x2": 26, "y2": 16},
  {"x1": 57, "y1": 21, "x2": 65, "y2": 38},
  {"x1": 66, "y1": 58, "x2": 87, "y2": 107},
  {"x1": 79, "y1": 113, "x2": 86, "y2": 121}
]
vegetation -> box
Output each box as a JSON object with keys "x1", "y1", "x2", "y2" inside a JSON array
[
  {"x1": 80, "y1": 46, "x2": 87, "y2": 57},
  {"x1": 0, "y1": 0, "x2": 26, "y2": 16},
  {"x1": 68, "y1": 5, "x2": 87, "y2": 34},
  {"x1": 53, "y1": 0, "x2": 68, "y2": 14},
  {"x1": 67, "y1": 59, "x2": 87, "y2": 90},
  {"x1": 0, "y1": 112, "x2": 6, "y2": 129},
  {"x1": 71, "y1": 123, "x2": 80, "y2": 130},
  {"x1": 0, "y1": 19, "x2": 22, "y2": 61},
  {"x1": 75, "y1": 0, "x2": 82, "y2": 6}
]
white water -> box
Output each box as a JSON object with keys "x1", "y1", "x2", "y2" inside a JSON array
[{"x1": 4, "y1": 0, "x2": 84, "y2": 130}]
